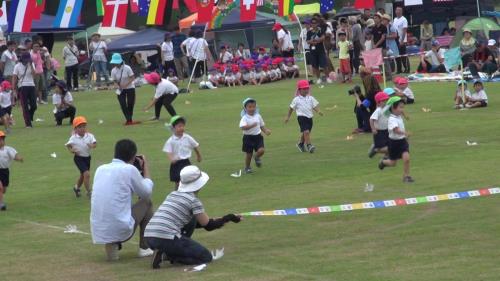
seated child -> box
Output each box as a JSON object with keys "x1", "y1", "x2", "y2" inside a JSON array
[
  {"x1": 284, "y1": 58, "x2": 300, "y2": 79},
  {"x1": 454, "y1": 80, "x2": 470, "y2": 109},
  {"x1": 166, "y1": 68, "x2": 179, "y2": 85},
  {"x1": 53, "y1": 80, "x2": 76, "y2": 126},
  {"x1": 225, "y1": 69, "x2": 236, "y2": 87},
  {"x1": 269, "y1": 63, "x2": 281, "y2": 82},
  {"x1": 233, "y1": 64, "x2": 242, "y2": 86},
  {"x1": 394, "y1": 77, "x2": 414, "y2": 104},
  {"x1": 465, "y1": 80, "x2": 488, "y2": 109},
  {"x1": 257, "y1": 47, "x2": 268, "y2": 60},
  {"x1": 254, "y1": 65, "x2": 268, "y2": 85},
  {"x1": 208, "y1": 67, "x2": 220, "y2": 87},
  {"x1": 247, "y1": 65, "x2": 258, "y2": 85}
]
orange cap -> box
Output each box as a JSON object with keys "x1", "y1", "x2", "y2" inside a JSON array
[
  {"x1": 73, "y1": 116, "x2": 87, "y2": 128},
  {"x1": 0, "y1": 130, "x2": 5, "y2": 137}
]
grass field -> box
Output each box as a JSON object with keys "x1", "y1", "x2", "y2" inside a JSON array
[{"x1": 1, "y1": 48, "x2": 500, "y2": 280}]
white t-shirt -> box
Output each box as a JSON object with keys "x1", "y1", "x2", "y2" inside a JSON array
[
  {"x1": 370, "y1": 107, "x2": 389, "y2": 130},
  {"x1": 190, "y1": 38, "x2": 209, "y2": 61},
  {"x1": 111, "y1": 64, "x2": 135, "y2": 90},
  {"x1": 402, "y1": 87, "x2": 414, "y2": 99},
  {"x1": 277, "y1": 29, "x2": 294, "y2": 51},
  {"x1": 161, "y1": 41, "x2": 174, "y2": 62},
  {"x1": 154, "y1": 79, "x2": 179, "y2": 99},
  {"x1": 239, "y1": 113, "x2": 265, "y2": 135},
  {"x1": 62, "y1": 45, "x2": 79, "y2": 67},
  {"x1": 90, "y1": 41, "x2": 107, "y2": 62},
  {"x1": 13, "y1": 63, "x2": 35, "y2": 87},
  {"x1": 467, "y1": 90, "x2": 488, "y2": 103},
  {"x1": 181, "y1": 37, "x2": 195, "y2": 57},
  {"x1": 52, "y1": 92, "x2": 73, "y2": 112},
  {"x1": 242, "y1": 72, "x2": 252, "y2": 81},
  {"x1": 65, "y1": 132, "x2": 97, "y2": 157},
  {"x1": 388, "y1": 114, "x2": 406, "y2": 140},
  {"x1": 393, "y1": 16, "x2": 408, "y2": 43},
  {"x1": 1, "y1": 50, "x2": 17, "y2": 76},
  {"x1": 163, "y1": 133, "x2": 199, "y2": 161},
  {"x1": 220, "y1": 51, "x2": 233, "y2": 63},
  {"x1": 0, "y1": 146, "x2": 17, "y2": 169},
  {"x1": 300, "y1": 28, "x2": 310, "y2": 49},
  {"x1": 0, "y1": 91, "x2": 12, "y2": 108},
  {"x1": 425, "y1": 49, "x2": 446, "y2": 66},
  {"x1": 290, "y1": 95, "x2": 319, "y2": 118}
]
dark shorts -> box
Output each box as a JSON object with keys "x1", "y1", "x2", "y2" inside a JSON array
[
  {"x1": 0, "y1": 168, "x2": 9, "y2": 190},
  {"x1": 297, "y1": 116, "x2": 313, "y2": 132},
  {"x1": 388, "y1": 138, "x2": 410, "y2": 161},
  {"x1": 242, "y1": 134, "x2": 264, "y2": 153},
  {"x1": 282, "y1": 50, "x2": 295, "y2": 58},
  {"x1": 170, "y1": 159, "x2": 191, "y2": 183},
  {"x1": 0, "y1": 106, "x2": 12, "y2": 117},
  {"x1": 309, "y1": 51, "x2": 326, "y2": 69},
  {"x1": 305, "y1": 50, "x2": 312, "y2": 66},
  {"x1": 373, "y1": 130, "x2": 389, "y2": 149},
  {"x1": 480, "y1": 101, "x2": 488, "y2": 107},
  {"x1": 74, "y1": 155, "x2": 91, "y2": 174},
  {"x1": 405, "y1": 98, "x2": 415, "y2": 104}
]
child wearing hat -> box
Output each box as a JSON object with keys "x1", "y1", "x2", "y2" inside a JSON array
[
  {"x1": 0, "y1": 81, "x2": 14, "y2": 133},
  {"x1": 240, "y1": 98, "x2": 271, "y2": 174},
  {"x1": 284, "y1": 58, "x2": 299, "y2": 78},
  {"x1": 163, "y1": 116, "x2": 202, "y2": 189},
  {"x1": 285, "y1": 80, "x2": 323, "y2": 153},
  {"x1": 143, "y1": 72, "x2": 179, "y2": 120},
  {"x1": 66, "y1": 116, "x2": 97, "y2": 198},
  {"x1": 394, "y1": 77, "x2": 414, "y2": 104},
  {"x1": 379, "y1": 97, "x2": 414, "y2": 183},
  {"x1": 464, "y1": 80, "x2": 488, "y2": 109},
  {"x1": 225, "y1": 68, "x2": 237, "y2": 87},
  {"x1": 13, "y1": 52, "x2": 37, "y2": 128},
  {"x1": 207, "y1": 68, "x2": 220, "y2": 88},
  {"x1": 166, "y1": 68, "x2": 179, "y2": 86},
  {"x1": 110, "y1": 53, "x2": 139, "y2": 126},
  {"x1": 0, "y1": 130, "x2": 23, "y2": 211},
  {"x1": 53, "y1": 80, "x2": 76, "y2": 126},
  {"x1": 454, "y1": 80, "x2": 471, "y2": 109},
  {"x1": 368, "y1": 92, "x2": 390, "y2": 158}
]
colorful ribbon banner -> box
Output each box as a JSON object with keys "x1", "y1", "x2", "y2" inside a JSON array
[{"x1": 240, "y1": 187, "x2": 500, "y2": 217}]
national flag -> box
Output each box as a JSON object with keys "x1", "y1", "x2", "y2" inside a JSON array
[
  {"x1": 33, "y1": 0, "x2": 45, "y2": 19},
  {"x1": 54, "y1": 0, "x2": 83, "y2": 28},
  {"x1": 256, "y1": 0, "x2": 264, "y2": 6},
  {"x1": 102, "y1": 0, "x2": 129, "y2": 27},
  {"x1": 146, "y1": 0, "x2": 167, "y2": 25},
  {"x1": 130, "y1": 0, "x2": 139, "y2": 12},
  {"x1": 278, "y1": 0, "x2": 294, "y2": 17},
  {"x1": 97, "y1": 0, "x2": 104, "y2": 16},
  {"x1": 8, "y1": 0, "x2": 37, "y2": 33},
  {"x1": 354, "y1": 0, "x2": 374, "y2": 9},
  {"x1": 362, "y1": 48, "x2": 383, "y2": 68},
  {"x1": 404, "y1": 0, "x2": 422, "y2": 5},
  {"x1": 320, "y1": 0, "x2": 333, "y2": 14},
  {"x1": 196, "y1": 0, "x2": 214, "y2": 23},
  {"x1": 0, "y1": 1, "x2": 7, "y2": 26},
  {"x1": 444, "y1": 47, "x2": 461, "y2": 70},
  {"x1": 183, "y1": 0, "x2": 197, "y2": 13},
  {"x1": 173, "y1": 0, "x2": 179, "y2": 9},
  {"x1": 138, "y1": 0, "x2": 151, "y2": 16},
  {"x1": 241, "y1": 0, "x2": 257, "y2": 22}
]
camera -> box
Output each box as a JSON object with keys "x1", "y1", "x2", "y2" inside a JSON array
[
  {"x1": 348, "y1": 85, "x2": 362, "y2": 96},
  {"x1": 133, "y1": 155, "x2": 145, "y2": 176}
]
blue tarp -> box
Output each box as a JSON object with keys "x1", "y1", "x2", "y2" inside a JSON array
[
  {"x1": 107, "y1": 28, "x2": 165, "y2": 53},
  {"x1": 482, "y1": 11, "x2": 500, "y2": 18},
  {"x1": 13, "y1": 14, "x2": 86, "y2": 33}
]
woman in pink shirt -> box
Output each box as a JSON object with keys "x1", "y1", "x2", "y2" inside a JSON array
[{"x1": 30, "y1": 42, "x2": 46, "y2": 104}]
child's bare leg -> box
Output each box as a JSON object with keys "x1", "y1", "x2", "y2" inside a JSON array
[
  {"x1": 2, "y1": 115, "x2": 8, "y2": 130},
  {"x1": 470, "y1": 101, "x2": 482, "y2": 108},
  {"x1": 245, "y1": 152, "x2": 253, "y2": 169},
  {"x1": 382, "y1": 159, "x2": 397, "y2": 167},
  {"x1": 402, "y1": 152, "x2": 410, "y2": 177},
  {"x1": 256, "y1": 148, "x2": 265, "y2": 158},
  {"x1": 377, "y1": 147, "x2": 388, "y2": 154},
  {"x1": 83, "y1": 171, "x2": 91, "y2": 194},
  {"x1": 0, "y1": 184, "x2": 4, "y2": 205},
  {"x1": 76, "y1": 174, "x2": 84, "y2": 189},
  {"x1": 303, "y1": 131, "x2": 311, "y2": 145},
  {"x1": 299, "y1": 133, "x2": 305, "y2": 144}
]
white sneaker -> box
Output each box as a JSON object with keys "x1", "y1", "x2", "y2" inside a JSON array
[
  {"x1": 316, "y1": 78, "x2": 322, "y2": 85},
  {"x1": 326, "y1": 78, "x2": 333, "y2": 84},
  {"x1": 138, "y1": 248, "x2": 154, "y2": 258},
  {"x1": 105, "y1": 243, "x2": 119, "y2": 261}
]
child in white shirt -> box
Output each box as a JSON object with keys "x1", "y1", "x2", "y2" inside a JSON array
[
  {"x1": 0, "y1": 81, "x2": 13, "y2": 133},
  {"x1": 454, "y1": 80, "x2": 471, "y2": 109},
  {"x1": 285, "y1": 80, "x2": 323, "y2": 153},
  {"x1": 166, "y1": 68, "x2": 179, "y2": 85},
  {"x1": 240, "y1": 98, "x2": 271, "y2": 174},
  {"x1": 465, "y1": 80, "x2": 488, "y2": 109},
  {"x1": 225, "y1": 69, "x2": 236, "y2": 87},
  {"x1": 379, "y1": 97, "x2": 414, "y2": 183},
  {"x1": 66, "y1": 116, "x2": 97, "y2": 198},
  {"x1": 208, "y1": 68, "x2": 220, "y2": 87},
  {"x1": 369, "y1": 92, "x2": 390, "y2": 158},
  {"x1": 284, "y1": 59, "x2": 300, "y2": 78},
  {"x1": 0, "y1": 130, "x2": 23, "y2": 211},
  {"x1": 53, "y1": 80, "x2": 76, "y2": 126},
  {"x1": 163, "y1": 115, "x2": 201, "y2": 189},
  {"x1": 394, "y1": 77, "x2": 414, "y2": 104}
]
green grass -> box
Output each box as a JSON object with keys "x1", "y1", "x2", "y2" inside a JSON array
[{"x1": 1, "y1": 48, "x2": 500, "y2": 280}]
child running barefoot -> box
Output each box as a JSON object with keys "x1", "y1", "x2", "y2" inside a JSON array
[
  {"x1": 240, "y1": 98, "x2": 271, "y2": 174},
  {"x1": 368, "y1": 92, "x2": 390, "y2": 158},
  {"x1": 285, "y1": 80, "x2": 323, "y2": 153},
  {"x1": 0, "y1": 130, "x2": 23, "y2": 211},
  {"x1": 0, "y1": 81, "x2": 14, "y2": 133},
  {"x1": 454, "y1": 80, "x2": 470, "y2": 109},
  {"x1": 66, "y1": 116, "x2": 97, "y2": 198},
  {"x1": 465, "y1": 80, "x2": 488, "y2": 109},
  {"x1": 378, "y1": 97, "x2": 414, "y2": 183},
  {"x1": 164, "y1": 115, "x2": 202, "y2": 189}
]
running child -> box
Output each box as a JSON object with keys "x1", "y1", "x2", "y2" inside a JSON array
[
  {"x1": 66, "y1": 116, "x2": 97, "y2": 198},
  {"x1": 0, "y1": 130, "x2": 23, "y2": 211},
  {"x1": 465, "y1": 80, "x2": 488, "y2": 109},
  {"x1": 0, "y1": 81, "x2": 14, "y2": 133},
  {"x1": 53, "y1": 80, "x2": 76, "y2": 126},
  {"x1": 378, "y1": 97, "x2": 414, "y2": 183},
  {"x1": 394, "y1": 77, "x2": 414, "y2": 104},
  {"x1": 368, "y1": 92, "x2": 390, "y2": 158},
  {"x1": 285, "y1": 80, "x2": 323, "y2": 153},
  {"x1": 454, "y1": 80, "x2": 470, "y2": 109},
  {"x1": 163, "y1": 115, "x2": 202, "y2": 189},
  {"x1": 240, "y1": 98, "x2": 271, "y2": 174}
]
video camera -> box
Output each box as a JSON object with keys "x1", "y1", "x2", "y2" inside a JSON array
[
  {"x1": 133, "y1": 155, "x2": 145, "y2": 176},
  {"x1": 348, "y1": 85, "x2": 362, "y2": 96}
]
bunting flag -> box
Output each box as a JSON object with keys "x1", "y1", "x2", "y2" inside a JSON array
[
  {"x1": 241, "y1": 0, "x2": 256, "y2": 22},
  {"x1": 196, "y1": 0, "x2": 214, "y2": 23},
  {"x1": 138, "y1": 0, "x2": 150, "y2": 16},
  {"x1": 54, "y1": 0, "x2": 84, "y2": 28},
  {"x1": 183, "y1": 0, "x2": 197, "y2": 13},
  {"x1": 354, "y1": 0, "x2": 374, "y2": 9},
  {"x1": 8, "y1": 0, "x2": 37, "y2": 32},
  {"x1": 0, "y1": 1, "x2": 7, "y2": 26},
  {"x1": 173, "y1": 0, "x2": 179, "y2": 9},
  {"x1": 444, "y1": 47, "x2": 461, "y2": 70},
  {"x1": 278, "y1": 0, "x2": 294, "y2": 17},
  {"x1": 320, "y1": 0, "x2": 333, "y2": 14},
  {"x1": 102, "y1": 0, "x2": 129, "y2": 27},
  {"x1": 34, "y1": 0, "x2": 45, "y2": 19},
  {"x1": 130, "y1": 0, "x2": 139, "y2": 12},
  {"x1": 96, "y1": 0, "x2": 104, "y2": 16},
  {"x1": 146, "y1": 0, "x2": 167, "y2": 25}
]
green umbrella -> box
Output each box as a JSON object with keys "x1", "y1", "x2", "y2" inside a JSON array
[{"x1": 451, "y1": 17, "x2": 500, "y2": 47}]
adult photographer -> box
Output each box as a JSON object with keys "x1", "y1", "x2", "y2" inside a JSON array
[
  {"x1": 90, "y1": 139, "x2": 155, "y2": 261},
  {"x1": 350, "y1": 68, "x2": 380, "y2": 134}
]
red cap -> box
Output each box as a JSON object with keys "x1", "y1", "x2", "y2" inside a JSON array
[
  {"x1": 297, "y1": 80, "x2": 310, "y2": 90},
  {"x1": 375, "y1": 92, "x2": 389, "y2": 103},
  {"x1": 396, "y1": 77, "x2": 409, "y2": 84},
  {"x1": 144, "y1": 72, "x2": 161, "y2": 84},
  {"x1": 1, "y1": 81, "x2": 12, "y2": 91},
  {"x1": 272, "y1": 23, "x2": 282, "y2": 31}
]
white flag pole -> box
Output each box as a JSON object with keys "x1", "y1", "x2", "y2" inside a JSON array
[{"x1": 294, "y1": 13, "x2": 309, "y2": 80}]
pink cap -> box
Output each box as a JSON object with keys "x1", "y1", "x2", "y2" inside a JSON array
[
  {"x1": 144, "y1": 72, "x2": 161, "y2": 84},
  {"x1": 297, "y1": 79, "x2": 310, "y2": 90},
  {"x1": 374, "y1": 91, "x2": 389, "y2": 103},
  {"x1": 1, "y1": 81, "x2": 12, "y2": 90},
  {"x1": 272, "y1": 23, "x2": 282, "y2": 31},
  {"x1": 396, "y1": 77, "x2": 409, "y2": 84}
]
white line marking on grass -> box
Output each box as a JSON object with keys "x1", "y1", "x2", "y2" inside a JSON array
[
  {"x1": 12, "y1": 219, "x2": 91, "y2": 235},
  {"x1": 224, "y1": 260, "x2": 326, "y2": 280}
]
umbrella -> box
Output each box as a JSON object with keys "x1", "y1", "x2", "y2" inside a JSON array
[
  {"x1": 333, "y1": 7, "x2": 361, "y2": 19},
  {"x1": 462, "y1": 18, "x2": 500, "y2": 33}
]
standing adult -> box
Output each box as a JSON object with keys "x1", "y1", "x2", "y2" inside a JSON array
[
  {"x1": 420, "y1": 20, "x2": 434, "y2": 51},
  {"x1": 110, "y1": 53, "x2": 139, "y2": 126},
  {"x1": 143, "y1": 72, "x2": 179, "y2": 120},
  {"x1": 12, "y1": 53, "x2": 37, "y2": 128},
  {"x1": 382, "y1": 14, "x2": 399, "y2": 73},
  {"x1": 460, "y1": 28, "x2": 476, "y2": 66},
  {"x1": 171, "y1": 26, "x2": 189, "y2": 79},
  {"x1": 145, "y1": 165, "x2": 241, "y2": 268},
  {"x1": 360, "y1": 9, "x2": 372, "y2": 28},
  {"x1": 62, "y1": 37, "x2": 80, "y2": 91},
  {"x1": 181, "y1": 30, "x2": 196, "y2": 78},
  {"x1": 189, "y1": 30, "x2": 210, "y2": 81},
  {"x1": 393, "y1": 7, "x2": 410, "y2": 73},
  {"x1": 161, "y1": 32, "x2": 176, "y2": 78},
  {"x1": 91, "y1": 139, "x2": 155, "y2": 261},
  {"x1": 372, "y1": 13, "x2": 392, "y2": 81},
  {"x1": 350, "y1": 16, "x2": 363, "y2": 74},
  {"x1": 30, "y1": 42, "x2": 46, "y2": 104},
  {"x1": 273, "y1": 23, "x2": 295, "y2": 58},
  {"x1": 307, "y1": 18, "x2": 327, "y2": 85},
  {"x1": 89, "y1": 33, "x2": 110, "y2": 87},
  {"x1": 0, "y1": 41, "x2": 18, "y2": 84}
]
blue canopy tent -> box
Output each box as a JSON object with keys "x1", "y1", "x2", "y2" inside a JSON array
[{"x1": 107, "y1": 28, "x2": 165, "y2": 53}]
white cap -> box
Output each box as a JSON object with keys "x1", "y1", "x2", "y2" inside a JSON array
[
  {"x1": 177, "y1": 166, "x2": 209, "y2": 193},
  {"x1": 488, "y1": 39, "x2": 496, "y2": 46}
]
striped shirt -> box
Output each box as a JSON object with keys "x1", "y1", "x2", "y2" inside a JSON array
[{"x1": 144, "y1": 191, "x2": 205, "y2": 239}]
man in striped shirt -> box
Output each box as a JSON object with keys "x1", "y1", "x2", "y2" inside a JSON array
[{"x1": 145, "y1": 166, "x2": 241, "y2": 269}]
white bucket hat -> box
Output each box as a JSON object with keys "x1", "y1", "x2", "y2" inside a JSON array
[{"x1": 177, "y1": 166, "x2": 209, "y2": 193}]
